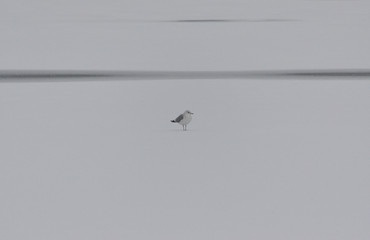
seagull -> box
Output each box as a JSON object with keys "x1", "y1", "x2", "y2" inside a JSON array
[{"x1": 171, "y1": 110, "x2": 194, "y2": 131}]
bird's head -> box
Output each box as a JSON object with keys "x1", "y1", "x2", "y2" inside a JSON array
[{"x1": 185, "y1": 110, "x2": 194, "y2": 115}]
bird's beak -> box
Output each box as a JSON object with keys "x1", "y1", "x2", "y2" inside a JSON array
[{"x1": 190, "y1": 112, "x2": 194, "y2": 114}]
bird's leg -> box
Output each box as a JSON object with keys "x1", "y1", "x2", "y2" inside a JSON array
[
  {"x1": 185, "y1": 125, "x2": 187, "y2": 131},
  {"x1": 183, "y1": 125, "x2": 185, "y2": 131}
]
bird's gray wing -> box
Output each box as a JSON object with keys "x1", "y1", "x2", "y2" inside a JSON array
[{"x1": 174, "y1": 114, "x2": 184, "y2": 122}]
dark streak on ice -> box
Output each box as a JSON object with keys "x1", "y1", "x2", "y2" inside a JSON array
[
  {"x1": 1, "y1": 69, "x2": 370, "y2": 82},
  {"x1": 164, "y1": 19, "x2": 300, "y2": 23}
]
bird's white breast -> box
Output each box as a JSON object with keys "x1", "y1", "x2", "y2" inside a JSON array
[{"x1": 179, "y1": 113, "x2": 192, "y2": 125}]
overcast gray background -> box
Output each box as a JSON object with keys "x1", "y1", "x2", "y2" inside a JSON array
[{"x1": 1, "y1": 1, "x2": 370, "y2": 240}]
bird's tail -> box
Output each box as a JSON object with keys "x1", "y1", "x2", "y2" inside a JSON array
[{"x1": 171, "y1": 120, "x2": 176, "y2": 123}]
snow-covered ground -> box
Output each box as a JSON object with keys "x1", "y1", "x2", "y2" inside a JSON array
[
  {"x1": 1, "y1": 79, "x2": 369, "y2": 240},
  {"x1": 1, "y1": 0, "x2": 370, "y2": 70},
  {"x1": 1, "y1": 0, "x2": 370, "y2": 239}
]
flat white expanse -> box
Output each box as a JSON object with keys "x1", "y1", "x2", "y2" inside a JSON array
[
  {"x1": 1, "y1": 0, "x2": 370, "y2": 239},
  {"x1": 1, "y1": 79, "x2": 370, "y2": 239},
  {"x1": 1, "y1": 0, "x2": 370, "y2": 70}
]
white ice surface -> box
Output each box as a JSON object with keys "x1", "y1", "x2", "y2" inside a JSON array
[
  {"x1": 1, "y1": 0, "x2": 370, "y2": 239},
  {"x1": 1, "y1": 79, "x2": 370, "y2": 240},
  {"x1": 1, "y1": 0, "x2": 370, "y2": 70}
]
